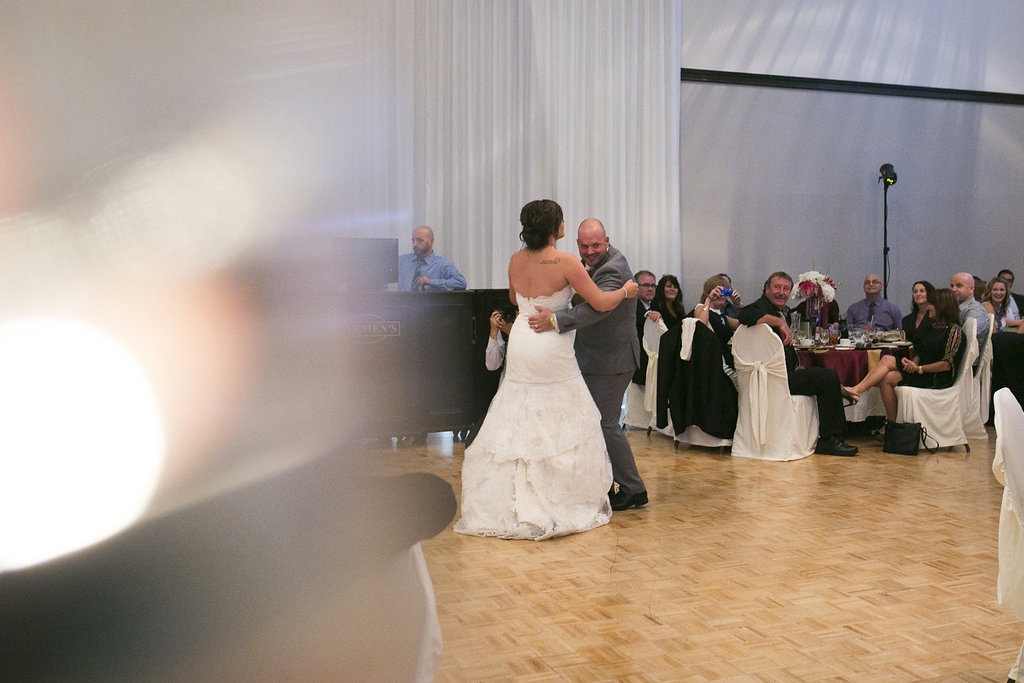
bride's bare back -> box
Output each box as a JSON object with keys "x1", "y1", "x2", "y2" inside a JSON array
[
  {"x1": 508, "y1": 246, "x2": 578, "y2": 300},
  {"x1": 508, "y1": 245, "x2": 637, "y2": 312}
]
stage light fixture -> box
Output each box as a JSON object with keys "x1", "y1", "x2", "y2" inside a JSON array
[{"x1": 879, "y1": 163, "x2": 897, "y2": 186}]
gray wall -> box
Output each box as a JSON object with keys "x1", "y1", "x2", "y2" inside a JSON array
[{"x1": 679, "y1": 0, "x2": 1024, "y2": 313}]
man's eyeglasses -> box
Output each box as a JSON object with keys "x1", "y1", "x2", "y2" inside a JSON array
[{"x1": 638, "y1": 283, "x2": 656, "y2": 288}]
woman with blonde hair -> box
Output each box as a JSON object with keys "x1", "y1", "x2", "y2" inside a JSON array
[{"x1": 983, "y1": 276, "x2": 1020, "y2": 332}]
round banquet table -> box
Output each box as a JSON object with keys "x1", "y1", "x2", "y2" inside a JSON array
[{"x1": 796, "y1": 345, "x2": 912, "y2": 387}]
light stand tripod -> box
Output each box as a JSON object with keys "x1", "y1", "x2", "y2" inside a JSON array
[{"x1": 878, "y1": 163, "x2": 897, "y2": 299}]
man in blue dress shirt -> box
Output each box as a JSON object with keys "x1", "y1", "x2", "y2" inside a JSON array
[
  {"x1": 952, "y1": 271, "x2": 990, "y2": 372},
  {"x1": 397, "y1": 226, "x2": 467, "y2": 291},
  {"x1": 845, "y1": 273, "x2": 902, "y2": 331}
]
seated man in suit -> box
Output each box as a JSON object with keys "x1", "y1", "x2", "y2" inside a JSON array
[
  {"x1": 737, "y1": 271, "x2": 858, "y2": 457},
  {"x1": 845, "y1": 273, "x2": 902, "y2": 331},
  {"x1": 633, "y1": 269, "x2": 660, "y2": 387}
]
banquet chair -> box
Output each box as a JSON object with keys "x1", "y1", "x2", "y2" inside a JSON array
[
  {"x1": 895, "y1": 317, "x2": 978, "y2": 450},
  {"x1": 674, "y1": 318, "x2": 732, "y2": 448},
  {"x1": 730, "y1": 323, "x2": 817, "y2": 461},
  {"x1": 845, "y1": 386, "x2": 884, "y2": 422},
  {"x1": 623, "y1": 385, "x2": 651, "y2": 429},
  {"x1": 993, "y1": 388, "x2": 1024, "y2": 619},
  {"x1": 623, "y1": 317, "x2": 670, "y2": 433},
  {"x1": 622, "y1": 383, "x2": 650, "y2": 429},
  {"x1": 839, "y1": 345, "x2": 900, "y2": 422},
  {"x1": 959, "y1": 315, "x2": 989, "y2": 440},
  {"x1": 977, "y1": 312, "x2": 996, "y2": 426}
]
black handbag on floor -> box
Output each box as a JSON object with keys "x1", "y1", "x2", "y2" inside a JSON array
[{"x1": 883, "y1": 420, "x2": 936, "y2": 455}]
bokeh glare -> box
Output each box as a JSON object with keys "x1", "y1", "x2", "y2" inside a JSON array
[{"x1": 0, "y1": 2, "x2": 448, "y2": 680}]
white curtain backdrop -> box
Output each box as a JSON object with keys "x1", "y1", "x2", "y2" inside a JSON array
[
  {"x1": 413, "y1": 0, "x2": 683, "y2": 289},
  {"x1": 404, "y1": 0, "x2": 1024, "y2": 308},
  {"x1": 21, "y1": 1, "x2": 1023, "y2": 314}
]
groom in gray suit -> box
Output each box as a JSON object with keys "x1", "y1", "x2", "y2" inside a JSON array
[{"x1": 529, "y1": 218, "x2": 648, "y2": 510}]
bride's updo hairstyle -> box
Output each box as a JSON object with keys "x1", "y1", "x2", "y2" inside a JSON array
[{"x1": 519, "y1": 199, "x2": 563, "y2": 250}]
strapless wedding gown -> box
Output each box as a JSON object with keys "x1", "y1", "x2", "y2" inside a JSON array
[{"x1": 454, "y1": 285, "x2": 612, "y2": 540}]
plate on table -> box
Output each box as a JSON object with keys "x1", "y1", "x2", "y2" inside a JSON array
[
  {"x1": 873, "y1": 343, "x2": 897, "y2": 348},
  {"x1": 892, "y1": 340, "x2": 912, "y2": 347}
]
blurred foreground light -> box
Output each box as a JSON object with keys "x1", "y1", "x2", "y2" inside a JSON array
[{"x1": 0, "y1": 318, "x2": 166, "y2": 572}]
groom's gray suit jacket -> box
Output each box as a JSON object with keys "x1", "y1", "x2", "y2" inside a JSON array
[{"x1": 553, "y1": 246, "x2": 640, "y2": 375}]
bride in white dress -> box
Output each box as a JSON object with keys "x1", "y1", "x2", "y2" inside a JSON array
[{"x1": 454, "y1": 200, "x2": 638, "y2": 540}]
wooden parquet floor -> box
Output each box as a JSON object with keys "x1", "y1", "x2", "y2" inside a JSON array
[{"x1": 371, "y1": 424, "x2": 1018, "y2": 682}]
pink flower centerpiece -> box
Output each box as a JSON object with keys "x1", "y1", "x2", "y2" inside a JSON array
[{"x1": 795, "y1": 270, "x2": 837, "y2": 302}]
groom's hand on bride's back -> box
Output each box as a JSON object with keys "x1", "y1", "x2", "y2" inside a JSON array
[{"x1": 529, "y1": 306, "x2": 555, "y2": 333}]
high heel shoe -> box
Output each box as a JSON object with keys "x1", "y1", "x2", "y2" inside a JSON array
[{"x1": 841, "y1": 387, "x2": 860, "y2": 407}]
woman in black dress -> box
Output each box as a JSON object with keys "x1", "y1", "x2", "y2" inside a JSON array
[
  {"x1": 652, "y1": 274, "x2": 686, "y2": 328},
  {"x1": 842, "y1": 288, "x2": 965, "y2": 429},
  {"x1": 902, "y1": 280, "x2": 935, "y2": 346}
]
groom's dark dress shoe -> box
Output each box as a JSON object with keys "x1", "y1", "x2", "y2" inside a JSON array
[
  {"x1": 815, "y1": 436, "x2": 858, "y2": 456},
  {"x1": 610, "y1": 489, "x2": 648, "y2": 511}
]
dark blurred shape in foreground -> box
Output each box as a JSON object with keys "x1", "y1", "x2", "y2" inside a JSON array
[{"x1": 0, "y1": 455, "x2": 455, "y2": 681}]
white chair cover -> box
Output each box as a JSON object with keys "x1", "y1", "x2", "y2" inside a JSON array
[
  {"x1": 644, "y1": 317, "x2": 670, "y2": 411},
  {"x1": 675, "y1": 425, "x2": 731, "y2": 448},
  {"x1": 677, "y1": 317, "x2": 697, "y2": 361},
  {"x1": 730, "y1": 324, "x2": 817, "y2": 461},
  {"x1": 623, "y1": 317, "x2": 669, "y2": 432},
  {"x1": 993, "y1": 388, "x2": 1024, "y2": 618},
  {"x1": 845, "y1": 386, "x2": 884, "y2": 422},
  {"x1": 977, "y1": 312, "x2": 996, "y2": 427},
  {"x1": 622, "y1": 383, "x2": 651, "y2": 429},
  {"x1": 895, "y1": 317, "x2": 978, "y2": 449},
  {"x1": 673, "y1": 318, "x2": 731, "y2": 448}
]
